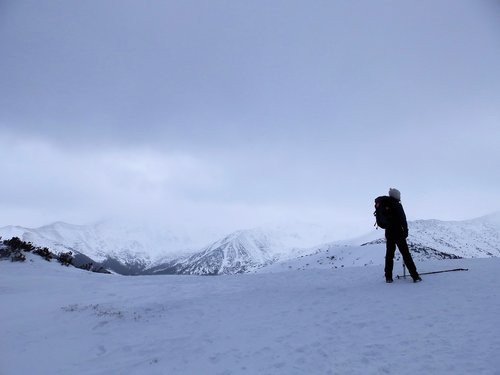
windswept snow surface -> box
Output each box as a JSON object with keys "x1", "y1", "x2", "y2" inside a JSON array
[{"x1": 1, "y1": 256, "x2": 500, "y2": 375}]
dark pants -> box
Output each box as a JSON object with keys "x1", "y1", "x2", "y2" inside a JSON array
[{"x1": 385, "y1": 237, "x2": 419, "y2": 280}]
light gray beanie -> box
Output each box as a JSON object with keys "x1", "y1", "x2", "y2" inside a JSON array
[{"x1": 389, "y1": 188, "x2": 401, "y2": 201}]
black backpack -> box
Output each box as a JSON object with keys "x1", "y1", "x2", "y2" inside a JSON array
[{"x1": 374, "y1": 196, "x2": 393, "y2": 229}]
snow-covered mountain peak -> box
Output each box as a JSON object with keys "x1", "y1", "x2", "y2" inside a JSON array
[
  {"x1": 473, "y1": 211, "x2": 500, "y2": 225},
  {"x1": 335, "y1": 213, "x2": 500, "y2": 260},
  {"x1": 0, "y1": 220, "x2": 209, "y2": 270},
  {"x1": 0, "y1": 225, "x2": 28, "y2": 240},
  {"x1": 147, "y1": 223, "x2": 339, "y2": 275}
]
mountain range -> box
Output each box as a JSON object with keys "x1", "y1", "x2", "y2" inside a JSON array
[{"x1": 1, "y1": 212, "x2": 499, "y2": 275}]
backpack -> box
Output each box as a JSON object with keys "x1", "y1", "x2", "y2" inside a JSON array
[{"x1": 374, "y1": 196, "x2": 393, "y2": 229}]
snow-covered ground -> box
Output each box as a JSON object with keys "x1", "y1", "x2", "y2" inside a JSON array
[{"x1": 1, "y1": 255, "x2": 499, "y2": 375}]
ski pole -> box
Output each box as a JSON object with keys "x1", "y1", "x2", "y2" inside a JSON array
[{"x1": 396, "y1": 268, "x2": 468, "y2": 279}]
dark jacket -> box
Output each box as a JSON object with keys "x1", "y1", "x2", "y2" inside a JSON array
[{"x1": 385, "y1": 197, "x2": 408, "y2": 240}]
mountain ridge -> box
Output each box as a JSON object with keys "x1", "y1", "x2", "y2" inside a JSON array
[{"x1": 1, "y1": 212, "x2": 499, "y2": 275}]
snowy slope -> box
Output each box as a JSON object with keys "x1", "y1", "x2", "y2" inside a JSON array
[
  {"x1": 407, "y1": 213, "x2": 500, "y2": 257},
  {"x1": 1, "y1": 255, "x2": 499, "y2": 375},
  {"x1": 261, "y1": 242, "x2": 461, "y2": 274},
  {"x1": 346, "y1": 212, "x2": 500, "y2": 257}
]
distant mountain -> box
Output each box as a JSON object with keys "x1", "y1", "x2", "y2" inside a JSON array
[
  {"x1": 0, "y1": 221, "x2": 203, "y2": 275},
  {"x1": 1, "y1": 213, "x2": 499, "y2": 275},
  {"x1": 148, "y1": 227, "x2": 319, "y2": 275},
  {"x1": 148, "y1": 230, "x2": 275, "y2": 275},
  {"x1": 263, "y1": 212, "x2": 500, "y2": 272},
  {"x1": 0, "y1": 221, "x2": 334, "y2": 275},
  {"x1": 351, "y1": 212, "x2": 500, "y2": 257},
  {"x1": 149, "y1": 223, "x2": 343, "y2": 275},
  {"x1": 406, "y1": 212, "x2": 500, "y2": 258}
]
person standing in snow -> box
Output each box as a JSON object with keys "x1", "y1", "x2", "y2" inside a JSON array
[{"x1": 384, "y1": 188, "x2": 421, "y2": 283}]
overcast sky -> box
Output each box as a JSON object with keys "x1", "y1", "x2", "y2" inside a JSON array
[{"x1": 1, "y1": 0, "x2": 499, "y2": 239}]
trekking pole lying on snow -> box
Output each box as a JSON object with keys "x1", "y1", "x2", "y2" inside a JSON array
[{"x1": 396, "y1": 268, "x2": 469, "y2": 279}]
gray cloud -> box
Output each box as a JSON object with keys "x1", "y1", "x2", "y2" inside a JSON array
[{"x1": 1, "y1": 0, "x2": 499, "y2": 237}]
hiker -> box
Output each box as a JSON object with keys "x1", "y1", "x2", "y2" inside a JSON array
[{"x1": 383, "y1": 188, "x2": 421, "y2": 283}]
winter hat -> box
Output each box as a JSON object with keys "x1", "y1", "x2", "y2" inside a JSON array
[{"x1": 388, "y1": 188, "x2": 401, "y2": 201}]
